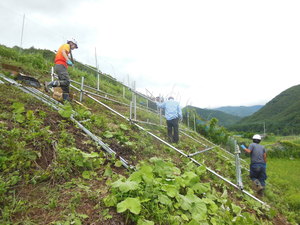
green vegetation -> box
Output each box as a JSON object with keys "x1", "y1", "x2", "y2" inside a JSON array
[
  {"x1": 268, "y1": 158, "x2": 300, "y2": 214},
  {"x1": 229, "y1": 85, "x2": 300, "y2": 135},
  {"x1": 0, "y1": 44, "x2": 299, "y2": 224},
  {"x1": 184, "y1": 105, "x2": 241, "y2": 127},
  {"x1": 213, "y1": 105, "x2": 263, "y2": 118}
]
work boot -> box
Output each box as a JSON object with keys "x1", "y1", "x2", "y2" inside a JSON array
[
  {"x1": 252, "y1": 179, "x2": 263, "y2": 191},
  {"x1": 44, "y1": 81, "x2": 51, "y2": 93},
  {"x1": 62, "y1": 93, "x2": 70, "y2": 102},
  {"x1": 257, "y1": 187, "x2": 265, "y2": 197}
]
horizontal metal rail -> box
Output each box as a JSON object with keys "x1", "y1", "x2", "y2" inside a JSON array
[
  {"x1": 188, "y1": 147, "x2": 215, "y2": 157},
  {"x1": 70, "y1": 84, "x2": 157, "y2": 115}
]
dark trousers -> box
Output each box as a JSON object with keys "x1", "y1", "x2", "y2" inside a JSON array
[
  {"x1": 167, "y1": 118, "x2": 179, "y2": 143},
  {"x1": 53, "y1": 64, "x2": 70, "y2": 94},
  {"x1": 250, "y1": 163, "x2": 267, "y2": 186}
]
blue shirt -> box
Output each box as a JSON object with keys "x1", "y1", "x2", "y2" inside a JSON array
[{"x1": 156, "y1": 99, "x2": 182, "y2": 121}]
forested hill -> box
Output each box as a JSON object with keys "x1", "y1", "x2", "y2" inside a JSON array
[
  {"x1": 213, "y1": 105, "x2": 263, "y2": 117},
  {"x1": 229, "y1": 84, "x2": 300, "y2": 135},
  {"x1": 183, "y1": 106, "x2": 241, "y2": 127}
]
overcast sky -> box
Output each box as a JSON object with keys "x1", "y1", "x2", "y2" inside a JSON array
[{"x1": 1, "y1": 0, "x2": 300, "y2": 108}]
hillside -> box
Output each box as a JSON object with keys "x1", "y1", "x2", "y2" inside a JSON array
[
  {"x1": 229, "y1": 85, "x2": 300, "y2": 135},
  {"x1": 184, "y1": 105, "x2": 241, "y2": 127},
  {"x1": 214, "y1": 105, "x2": 263, "y2": 117},
  {"x1": 0, "y1": 45, "x2": 296, "y2": 224}
]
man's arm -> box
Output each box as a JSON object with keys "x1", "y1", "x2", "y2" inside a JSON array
[
  {"x1": 156, "y1": 101, "x2": 165, "y2": 109},
  {"x1": 241, "y1": 144, "x2": 251, "y2": 153},
  {"x1": 263, "y1": 152, "x2": 267, "y2": 163},
  {"x1": 62, "y1": 49, "x2": 69, "y2": 61}
]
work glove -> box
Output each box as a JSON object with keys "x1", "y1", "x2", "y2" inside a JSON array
[
  {"x1": 67, "y1": 59, "x2": 73, "y2": 66},
  {"x1": 240, "y1": 144, "x2": 246, "y2": 150}
]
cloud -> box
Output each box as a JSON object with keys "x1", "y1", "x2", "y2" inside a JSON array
[{"x1": 1, "y1": 0, "x2": 300, "y2": 108}]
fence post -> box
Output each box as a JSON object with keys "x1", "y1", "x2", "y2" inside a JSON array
[
  {"x1": 79, "y1": 76, "x2": 85, "y2": 102},
  {"x1": 130, "y1": 101, "x2": 132, "y2": 120},
  {"x1": 187, "y1": 111, "x2": 190, "y2": 129},
  {"x1": 234, "y1": 139, "x2": 243, "y2": 189},
  {"x1": 193, "y1": 114, "x2": 196, "y2": 131}
]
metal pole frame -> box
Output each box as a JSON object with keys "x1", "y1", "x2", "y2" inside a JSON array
[{"x1": 80, "y1": 93, "x2": 268, "y2": 206}]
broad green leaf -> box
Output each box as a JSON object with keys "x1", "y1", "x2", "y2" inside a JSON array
[
  {"x1": 119, "y1": 124, "x2": 128, "y2": 130},
  {"x1": 112, "y1": 179, "x2": 139, "y2": 193},
  {"x1": 82, "y1": 171, "x2": 91, "y2": 179},
  {"x1": 12, "y1": 102, "x2": 25, "y2": 114},
  {"x1": 231, "y1": 203, "x2": 242, "y2": 215},
  {"x1": 15, "y1": 114, "x2": 25, "y2": 123},
  {"x1": 103, "y1": 195, "x2": 117, "y2": 207},
  {"x1": 195, "y1": 165, "x2": 206, "y2": 176},
  {"x1": 114, "y1": 160, "x2": 123, "y2": 167},
  {"x1": 203, "y1": 198, "x2": 218, "y2": 215},
  {"x1": 117, "y1": 197, "x2": 141, "y2": 215},
  {"x1": 161, "y1": 184, "x2": 179, "y2": 198},
  {"x1": 103, "y1": 131, "x2": 114, "y2": 138},
  {"x1": 181, "y1": 213, "x2": 189, "y2": 221},
  {"x1": 26, "y1": 110, "x2": 35, "y2": 120},
  {"x1": 181, "y1": 171, "x2": 199, "y2": 187},
  {"x1": 192, "y1": 183, "x2": 210, "y2": 194},
  {"x1": 58, "y1": 103, "x2": 73, "y2": 118},
  {"x1": 158, "y1": 194, "x2": 172, "y2": 206},
  {"x1": 103, "y1": 166, "x2": 112, "y2": 177},
  {"x1": 190, "y1": 200, "x2": 207, "y2": 221},
  {"x1": 137, "y1": 219, "x2": 154, "y2": 225},
  {"x1": 129, "y1": 164, "x2": 153, "y2": 183},
  {"x1": 125, "y1": 141, "x2": 133, "y2": 146}
]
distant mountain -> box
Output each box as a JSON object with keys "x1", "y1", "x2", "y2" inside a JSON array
[
  {"x1": 213, "y1": 105, "x2": 263, "y2": 117},
  {"x1": 183, "y1": 106, "x2": 241, "y2": 127},
  {"x1": 229, "y1": 84, "x2": 300, "y2": 135}
]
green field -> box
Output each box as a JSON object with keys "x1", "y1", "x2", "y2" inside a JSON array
[{"x1": 267, "y1": 158, "x2": 300, "y2": 210}]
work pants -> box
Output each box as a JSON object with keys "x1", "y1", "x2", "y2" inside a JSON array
[
  {"x1": 167, "y1": 118, "x2": 179, "y2": 143},
  {"x1": 48, "y1": 64, "x2": 70, "y2": 101},
  {"x1": 250, "y1": 163, "x2": 267, "y2": 187}
]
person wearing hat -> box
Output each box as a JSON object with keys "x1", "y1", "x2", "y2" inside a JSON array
[
  {"x1": 241, "y1": 134, "x2": 267, "y2": 196},
  {"x1": 45, "y1": 39, "x2": 78, "y2": 101},
  {"x1": 156, "y1": 96, "x2": 182, "y2": 143}
]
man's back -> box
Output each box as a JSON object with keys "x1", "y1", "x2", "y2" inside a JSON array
[
  {"x1": 158, "y1": 100, "x2": 181, "y2": 120},
  {"x1": 249, "y1": 143, "x2": 266, "y2": 164}
]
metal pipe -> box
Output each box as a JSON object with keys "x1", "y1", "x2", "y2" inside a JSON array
[
  {"x1": 188, "y1": 147, "x2": 215, "y2": 157},
  {"x1": 79, "y1": 76, "x2": 85, "y2": 102}
]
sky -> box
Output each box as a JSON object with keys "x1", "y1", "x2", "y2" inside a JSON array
[{"x1": 0, "y1": 0, "x2": 300, "y2": 108}]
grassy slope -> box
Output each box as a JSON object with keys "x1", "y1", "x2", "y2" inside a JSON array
[
  {"x1": 0, "y1": 45, "x2": 298, "y2": 224},
  {"x1": 268, "y1": 158, "x2": 300, "y2": 212}
]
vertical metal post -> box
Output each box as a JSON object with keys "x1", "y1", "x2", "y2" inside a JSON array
[
  {"x1": 159, "y1": 108, "x2": 162, "y2": 125},
  {"x1": 129, "y1": 101, "x2": 132, "y2": 120},
  {"x1": 133, "y1": 81, "x2": 137, "y2": 120},
  {"x1": 193, "y1": 114, "x2": 196, "y2": 131},
  {"x1": 234, "y1": 139, "x2": 243, "y2": 189},
  {"x1": 79, "y1": 76, "x2": 85, "y2": 102},
  {"x1": 187, "y1": 111, "x2": 190, "y2": 129},
  {"x1": 95, "y1": 47, "x2": 100, "y2": 91},
  {"x1": 20, "y1": 14, "x2": 25, "y2": 49},
  {"x1": 51, "y1": 67, "x2": 54, "y2": 82}
]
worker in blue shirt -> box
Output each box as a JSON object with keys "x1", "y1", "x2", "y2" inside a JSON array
[{"x1": 156, "y1": 96, "x2": 182, "y2": 143}]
